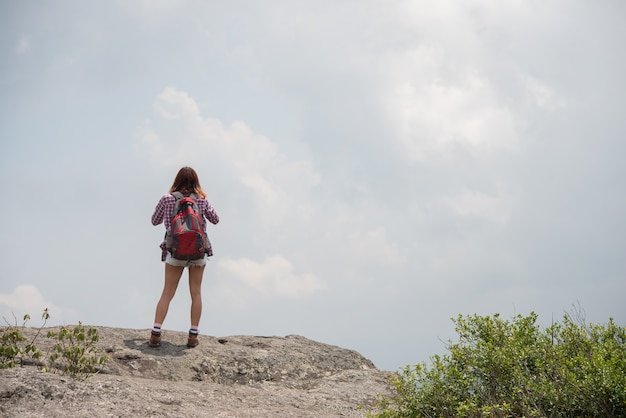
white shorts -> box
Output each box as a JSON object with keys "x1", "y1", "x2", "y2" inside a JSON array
[{"x1": 165, "y1": 253, "x2": 207, "y2": 268}]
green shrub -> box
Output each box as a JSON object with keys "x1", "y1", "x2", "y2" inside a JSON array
[
  {"x1": 0, "y1": 310, "x2": 47, "y2": 368},
  {"x1": 370, "y1": 310, "x2": 626, "y2": 418},
  {"x1": 45, "y1": 322, "x2": 108, "y2": 379},
  {"x1": 1, "y1": 309, "x2": 108, "y2": 380}
]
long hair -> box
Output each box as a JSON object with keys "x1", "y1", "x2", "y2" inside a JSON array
[{"x1": 169, "y1": 167, "x2": 207, "y2": 198}]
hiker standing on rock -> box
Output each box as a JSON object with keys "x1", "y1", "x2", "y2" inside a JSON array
[{"x1": 149, "y1": 166, "x2": 220, "y2": 348}]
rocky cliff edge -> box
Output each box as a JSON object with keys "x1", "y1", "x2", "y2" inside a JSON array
[{"x1": 0, "y1": 326, "x2": 395, "y2": 417}]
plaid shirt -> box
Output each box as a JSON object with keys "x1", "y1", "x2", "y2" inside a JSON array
[{"x1": 152, "y1": 193, "x2": 220, "y2": 261}]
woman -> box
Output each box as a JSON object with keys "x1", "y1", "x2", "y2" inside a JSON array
[{"x1": 149, "y1": 167, "x2": 220, "y2": 348}]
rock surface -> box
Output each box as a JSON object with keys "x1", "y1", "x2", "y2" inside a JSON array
[{"x1": 0, "y1": 326, "x2": 395, "y2": 417}]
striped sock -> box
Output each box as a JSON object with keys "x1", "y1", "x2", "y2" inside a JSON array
[
  {"x1": 189, "y1": 327, "x2": 199, "y2": 335},
  {"x1": 152, "y1": 324, "x2": 162, "y2": 335}
]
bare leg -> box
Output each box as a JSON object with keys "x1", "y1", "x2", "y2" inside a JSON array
[
  {"x1": 154, "y1": 263, "x2": 185, "y2": 325},
  {"x1": 188, "y1": 265, "x2": 205, "y2": 327}
]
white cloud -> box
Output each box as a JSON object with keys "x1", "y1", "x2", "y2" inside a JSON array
[
  {"x1": 522, "y1": 75, "x2": 567, "y2": 111},
  {"x1": 217, "y1": 255, "x2": 327, "y2": 300},
  {"x1": 342, "y1": 226, "x2": 407, "y2": 267},
  {"x1": 153, "y1": 86, "x2": 202, "y2": 121},
  {"x1": 440, "y1": 186, "x2": 514, "y2": 225},
  {"x1": 135, "y1": 87, "x2": 320, "y2": 225},
  {"x1": 0, "y1": 285, "x2": 80, "y2": 326},
  {"x1": 389, "y1": 75, "x2": 519, "y2": 160}
]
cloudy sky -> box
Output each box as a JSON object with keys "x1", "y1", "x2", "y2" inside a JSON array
[{"x1": 1, "y1": 0, "x2": 625, "y2": 371}]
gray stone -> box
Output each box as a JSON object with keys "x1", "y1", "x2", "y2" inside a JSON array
[{"x1": 0, "y1": 327, "x2": 395, "y2": 417}]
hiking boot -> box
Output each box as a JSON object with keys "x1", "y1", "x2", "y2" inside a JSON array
[
  {"x1": 187, "y1": 333, "x2": 199, "y2": 348},
  {"x1": 149, "y1": 331, "x2": 161, "y2": 347}
]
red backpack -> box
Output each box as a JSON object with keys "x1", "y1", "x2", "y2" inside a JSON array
[{"x1": 165, "y1": 192, "x2": 209, "y2": 260}]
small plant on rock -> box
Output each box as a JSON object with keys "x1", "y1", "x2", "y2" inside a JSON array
[
  {"x1": 45, "y1": 322, "x2": 108, "y2": 380},
  {"x1": 1, "y1": 309, "x2": 109, "y2": 380},
  {"x1": 0, "y1": 310, "x2": 47, "y2": 368}
]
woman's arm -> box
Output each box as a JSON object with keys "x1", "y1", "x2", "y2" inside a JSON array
[
  {"x1": 151, "y1": 195, "x2": 168, "y2": 226},
  {"x1": 199, "y1": 199, "x2": 220, "y2": 225}
]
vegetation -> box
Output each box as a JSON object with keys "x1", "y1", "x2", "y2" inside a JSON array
[
  {"x1": 0, "y1": 309, "x2": 108, "y2": 380},
  {"x1": 44, "y1": 322, "x2": 109, "y2": 378},
  {"x1": 370, "y1": 309, "x2": 626, "y2": 418},
  {"x1": 0, "y1": 310, "x2": 47, "y2": 369}
]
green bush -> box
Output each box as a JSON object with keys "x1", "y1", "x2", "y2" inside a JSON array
[
  {"x1": 0, "y1": 311, "x2": 47, "y2": 368},
  {"x1": 45, "y1": 322, "x2": 108, "y2": 379},
  {"x1": 370, "y1": 310, "x2": 626, "y2": 418},
  {"x1": 1, "y1": 309, "x2": 108, "y2": 380}
]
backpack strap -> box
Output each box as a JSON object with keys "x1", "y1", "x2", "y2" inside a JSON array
[{"x1": 171, "y1": 191, "x2": 197, "y2": 200}]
